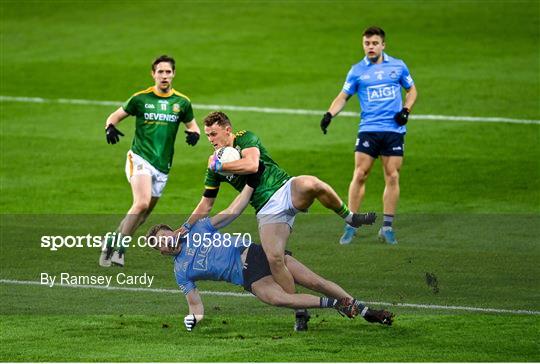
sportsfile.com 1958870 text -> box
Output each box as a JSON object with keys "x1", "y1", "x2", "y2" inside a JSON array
[{"x1": 39, "y1": 232, "x2": 252, "y2": 251}]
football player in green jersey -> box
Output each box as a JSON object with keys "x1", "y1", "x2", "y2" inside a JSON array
[
  {"x1": 177, "y1": 111, "x2": 376, "y2": 298},
  {"x1": 99, "y1": 55, "x2": 201, "y2": 268}
]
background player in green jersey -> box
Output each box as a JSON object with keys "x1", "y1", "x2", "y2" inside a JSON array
[
  {"x1": 99, "y1": 55, "x2": 201, "y2": 267},
  {"x1": 178, "y1": 111, "x2": 376, "y2": 298}
]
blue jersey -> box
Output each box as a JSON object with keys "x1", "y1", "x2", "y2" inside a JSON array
[
  {"x1": 173, "y1": 218, "x2": 249, "y2": 295},
  {"x1": 342, "y1": 53, "x2": 414, "y2": 134}
]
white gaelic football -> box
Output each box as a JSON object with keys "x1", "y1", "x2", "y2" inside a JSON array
[{"x1": 215, "y1": 146, "x2": 241, "y2": 176}]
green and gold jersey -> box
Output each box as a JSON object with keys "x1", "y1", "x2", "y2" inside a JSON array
[
  {"x1": 123, "y1": 87, "x2": 194, "y2": 174},
  {"x1": 204, "y1": 130, "x2": 291, "y2": 212}
]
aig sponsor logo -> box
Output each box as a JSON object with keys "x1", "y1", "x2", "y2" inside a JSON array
[{"x1": 367, "y1": 84, "x2": 396, "y2": 102}]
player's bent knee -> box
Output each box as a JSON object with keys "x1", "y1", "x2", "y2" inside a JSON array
[
  {"x1": 313, "y1": 178, "x2": 328, "y2": 194},
  {"x1": 267, "y1": 254, "x2": 286, "y2": 268},
  {"x1": 302, "y1": 176, "x2": 326, "y2": 194}
]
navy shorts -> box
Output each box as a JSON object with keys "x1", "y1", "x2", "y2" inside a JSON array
[
  {"x1": 355, "y1": 132, "x2": 405, "y2": 158},
  {"x1": 242, "y1": 244, "x2": 292, "y2": 293}
]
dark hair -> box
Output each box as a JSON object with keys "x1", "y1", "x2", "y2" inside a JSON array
[
  {"x1": 363, "y1": 26, "x2": 385, "y2": 42},
  {"x1": 204, "y1": 111, "x2": 232, "y2": 127},
  {"x1": 152, "y1": 55, "x2": 176, "y2": 72},
  {"x1": 146, "y1": 223, "x2": 173, "y2": 241}
]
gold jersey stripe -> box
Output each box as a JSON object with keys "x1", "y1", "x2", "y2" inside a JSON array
[
  {"x1": 173, "y1": 90, "x2": 191, "y2": 102},
  {"x1": 131, "y1": 87, "x2": 187, "y2": 99}
]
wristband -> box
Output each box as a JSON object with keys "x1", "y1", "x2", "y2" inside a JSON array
[
  {"x1": 182, "y1": 222, "x2": 192, "y2": 232},
  {"x1": 212, "y1": 158, "x2": 223, "y2": 173}
]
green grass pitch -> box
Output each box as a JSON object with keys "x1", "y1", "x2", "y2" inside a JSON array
[{"x1": 1, "y1": 0, "x2": 539, "y2": 362}]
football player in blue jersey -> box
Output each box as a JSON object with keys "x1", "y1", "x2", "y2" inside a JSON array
[
  {"x1": 320, "y1": 26, "x2": 418, "y2": 245},
  {"x1": 146, "y1": 170, "x2": 394, "y2": 332}
]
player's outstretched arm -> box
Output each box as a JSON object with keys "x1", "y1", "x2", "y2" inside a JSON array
[
  {"x1": 210, "y1": 186, "x2": 254, "y2": 229},
  {"x1": 320, "y1": 92, "x2": 352, "y2": 134},
  {"x1": 174, "y1": 196, "x2": 216, "y2": 236},
  {"x1": 210, "y1": 162, "x2": 265, "y2": 229},
  {"x1": 184, "y1": 289, "x2": 204, "y2": 332}
]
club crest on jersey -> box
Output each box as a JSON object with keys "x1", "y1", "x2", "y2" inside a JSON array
[
  {"x1": 389, "y1": 70, "x2": 398, "y2": 79},
  {"x1": 367, "y1": 84, "x2": 396, "y2": 102},
  {"x1": 173, "y1": 103, "x2": 180, "y2": 113}
]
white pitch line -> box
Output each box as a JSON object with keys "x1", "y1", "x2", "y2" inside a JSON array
[
  {"x1": 0, "y1": 278, "x2": 251, "y2": 297},
  {"x1": 1, "y1": 278, "x2": 539, "y2": 316},
  {"x1": 1, "y1": 95, "x2": 538, "y2": 125}
]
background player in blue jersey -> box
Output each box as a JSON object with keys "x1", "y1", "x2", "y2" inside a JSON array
[
  {"x1": 146, "y1": 182, "x2": 394, "y2": 332},
  {"x1": 320, "y1": 26, "x2": 418, "y2": 245}
]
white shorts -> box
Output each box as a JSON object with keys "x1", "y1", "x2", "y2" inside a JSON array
[
  {"x1": 256, "y1": 177, "x2": 306, "y2": 229},
  {"x1": 125, "y1": 150, "x2": 168, "y2": 197}
]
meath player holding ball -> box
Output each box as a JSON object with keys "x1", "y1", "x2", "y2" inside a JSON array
[
  {"x1": 99, "y1": 55, "x2": 201, "y2": 267},
  {"x1": 177, "y1": 111, "x2": 376, "y2": 329}
]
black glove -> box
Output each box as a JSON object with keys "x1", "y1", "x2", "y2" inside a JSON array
[
  {"x1": 394, "y1": 108, "x2": 410, "y2": 126},
  {"x1": 246, "y1": 162, "x2": 266, "y2": 189},
  {"x1": 185, "y1": 131, "x2": 200, "y2": 146},
  {"x1": 320, "y1": 112, "x2": 333, "y2": 134},
  {"x1": 106, "y1": 124, "x2": 124, "y2": 144}
]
